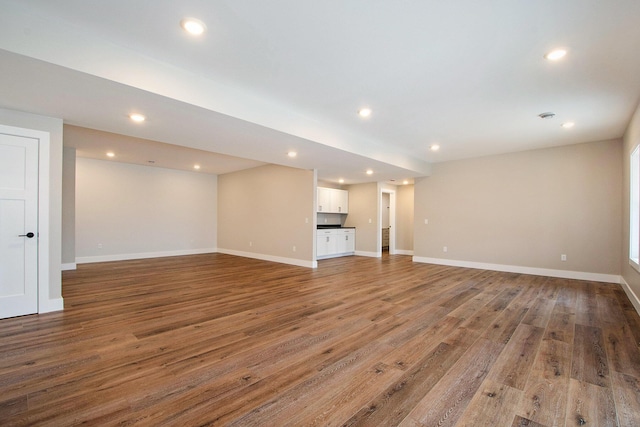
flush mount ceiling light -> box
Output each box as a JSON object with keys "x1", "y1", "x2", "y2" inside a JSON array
[
  {"x1": 287, "y1": 151, "x2": 297, "y2": 158},
  {"x1": 538, "y1": 112, "x2": 556, "y2": 119},
  {"x1": 545, "y1": 48, "x2": 567, "y2": 61},
  {"x1": 180, "y1": 18, "x2": 206, "y2": 36},
  {"x1": 129, "y1": 113, "x2": 146, "y2": 122},
  {"x1": 403, "y1": 180, "x2": 409, "y2": 185},
  {"x1": 358, "y1": 108, "x2": 372, "y2": 118},
  {"x1": 366, "y1": 169, "x2": 374, "y2": 175},
  {"x1": 106, "y1": 152, "x2": 115, "y2": 158},
  {"x1": 193, "y1": 164, "x2": 201, "y2": 170},
  {"x1": 339, "y1": 178, "x2": 345, "y2": 184},
  {"x1": 561, "y1": 122, "x2": 575, "y2": 129},
  {"x1": 430, "y1": 144, "x2": 440, "y2": 152}
]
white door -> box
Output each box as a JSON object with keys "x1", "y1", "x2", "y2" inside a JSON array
[{"x1": 0, "y1": 132, "x2": 39, "y2": 319}]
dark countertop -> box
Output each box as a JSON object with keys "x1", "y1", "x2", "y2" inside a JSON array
[{"x1": 317, "y1": 225, "x2": 356, "y2": 229}]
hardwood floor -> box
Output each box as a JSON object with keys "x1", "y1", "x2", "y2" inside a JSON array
[{"x1": 2, "y1": 253, "x2": 640, "y2": 426}]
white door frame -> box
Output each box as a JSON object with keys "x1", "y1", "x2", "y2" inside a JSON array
[
  {"x1": 0, "y1": 124, "x2": 51, "y2": 314},
  {"x1": 380, "y1": 187, "x2": 396, "y2": 256}
]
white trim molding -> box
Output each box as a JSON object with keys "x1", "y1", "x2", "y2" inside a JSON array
[
  {"x1": 620, "y1": 277, "x2": 640, "y2": 315},
  {"x1": 413, "y1": 256, "x2": 621, "y2": 284},
  {"x1": 395, "y1": 250, "x2": 414, "y2": 256},
  {"x1": 39, "y1": 297, "x2": 64, "y2": 314},
  {"x1": 61, "y1": 263, "x2": 77, "y2": 271},
  {"x1": 76, "y1": 248, "x2": 217, "y2": 264},
  {"x1": 355, "y1": 250, "x2": 380, "y2": 258},
  {"x1": 217, "y1": 248, "x2": 316, "y2": 269}
]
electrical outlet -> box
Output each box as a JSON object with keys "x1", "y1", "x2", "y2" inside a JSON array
[
  {"x1": 293, "y1": 246, "x2": 297, "y2": 252},
  {"x1": 443, "y1": 246, "x2": 448, "y2": 253},
  {"x1": 98, "y1": 243, "x2": 103, "y2": 249},
  {"x1": 369, "y1": 218, "x2": 372, "y2": 224},
  {"x1": 424, "y1": 219, "x2": 429, "y2": 225},
  {"x1": 249, "y1": 241, "x2": 253, "y2": 247},
  {"x1": 561, "y1": 254, "x2": 567, "y2": 261}
]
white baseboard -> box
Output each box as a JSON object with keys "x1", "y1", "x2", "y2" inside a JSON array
[
  {"x1": 394, "y1": 250, "x2": 414, "y2": 256},
  {"x1": 317, "y1": 252, "x2": 355, "y2": 260},
  {"x1": 76, "y1": 248, "x2": 218, "y2": 264},
  {"x1": 412, "y1": 256, "x2": 621, "y2": 284},
  {"x1": 355, "y1": 250, "x2": 380, "y2": 258},
  {"x1": 217, "y1": 248, "x2": 316, "y2": 268},
  {"x1": 620, "y1": 277, "x2": 640, "y2": 315},
  {"x1": 61, "y1": 262, "x2": 76, "y2": 271},
  {"x1": 39, "y1": 297, "x2": 64, "y2": 313}
]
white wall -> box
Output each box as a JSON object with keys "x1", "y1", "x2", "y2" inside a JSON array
[{"x1": 75, "y1": 158, "x2": 217, "y2": 263}]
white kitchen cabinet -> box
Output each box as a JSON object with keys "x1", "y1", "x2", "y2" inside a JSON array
[
  {"x1": 317, "y1": 187, "x2": 332, "y2": 213},
  {"x1": 331, "y1": 189, "x2": 349, "y2": 213},
  {"x1": 317, "y1": 187, "x2": 349, "y2": 213},
  {"x1": 316, "y1": 229, "x2": 337, "y2": 257},
  {"x1": 317, "y1": 228, "x2": 355, "y2": 259},
  {"x1": 336, "y1": 229, "x2": 355, "y2": 253}
]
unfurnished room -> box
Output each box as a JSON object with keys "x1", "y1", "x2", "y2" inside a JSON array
[{"x1": 1, "y1": 1, "x2": 640, "y2": 426}]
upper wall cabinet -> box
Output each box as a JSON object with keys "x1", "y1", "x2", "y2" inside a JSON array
[{"x1": 317, "y1": 187, "x2": 349, "y2": 213}]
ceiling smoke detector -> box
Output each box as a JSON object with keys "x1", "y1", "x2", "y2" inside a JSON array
[{"x1": 538, "y1": 112, "x2": 556, "y2": 119}]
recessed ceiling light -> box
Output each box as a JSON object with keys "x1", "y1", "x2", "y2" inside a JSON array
[
  {"x1": 545, "y1": 48, "x2": 567, "y2": 61},
  {"x1": 358, "y1": 108, "x2": 372, "y2": 118},
  {"x1": 180, "y1": 18, "x2": 206, "y2": 36},
  {"x1": 561, "y1": 122, "x2": 575, "y2": 129},
  {"x1": 193, "y1": 164, "x2": 201, "y2": 170},
  {"x1": 338, "y1": 178, "x2": 345, "y2": 184},
  {"x1": 106, "y1": 152, "x2": 115, "y2": 158},
  {"x1": 430, "y1": 144, "x2": 440, "y2": 152},
  {"x1": 129, "y1": 113, "x2": 146, "y2": 122},
  {"x1": 403, "y1": 180, "x2": 409, "y2": 185},
  {"x1": 366, "y1": 169, "x2": 373, "y2": 175},
  {"x1": 287, "y1": 151, "x2": 297, "y2": 158}
]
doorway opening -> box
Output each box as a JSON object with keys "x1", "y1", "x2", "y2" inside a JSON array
[{"x1": 380, "y1": 189, "x2": 396, "y2": 255}]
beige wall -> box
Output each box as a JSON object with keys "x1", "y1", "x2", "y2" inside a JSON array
[
  {"x1": 76, "y1": 157, "x2": 217, "y2": 261},
  {"x1": 396, "y1": 184, "x2": 414, "y2": 253},
  {"x1": 218, "y1": 164, "x2": 315, "y2": 265},
  {"x1": 61, "y1": 147, "x2": 76, "y2": 266},
  {"x1": 622, "y1": 102, "x2": 640, "y2": 300},
  {"x1": 0, "y1": 108, "x2": 63, "y2": 311},
  {"x1": 414, "y1": 139, "x2": 622, "y2": 275},
  {"x1": 344, "y1": 182, "x2": 379, "y2": 255}
]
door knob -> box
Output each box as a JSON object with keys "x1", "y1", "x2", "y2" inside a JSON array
[{"x1": 19, "y1": 232, "x2": 35, "y2": 238}]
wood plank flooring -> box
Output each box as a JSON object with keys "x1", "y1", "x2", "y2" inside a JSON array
[{"x1": 2, "y1": 253, "x2": 640, "y2": 426}]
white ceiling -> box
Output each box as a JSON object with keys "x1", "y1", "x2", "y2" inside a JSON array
[
  {"x1": 64, "y1": 125, "x2": 266, "y2": 176},
  {"x1": 0, "y1": 0, "x2": 639, "y2": 183}
]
